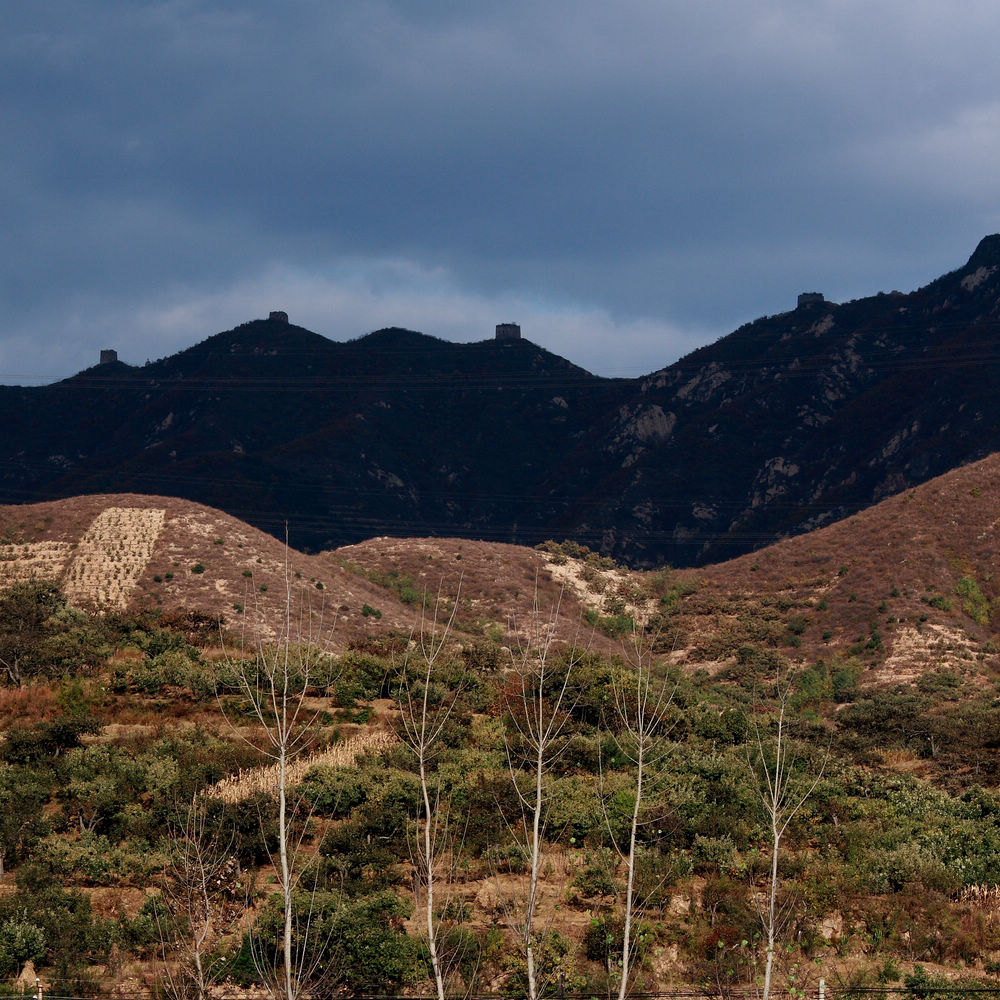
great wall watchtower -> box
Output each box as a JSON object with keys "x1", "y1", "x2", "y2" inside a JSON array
[{"x1": 495, "y1": 323, "x2": 521, "y2": 341}]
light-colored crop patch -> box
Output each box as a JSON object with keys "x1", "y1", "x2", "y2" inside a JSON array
[
  {"x1": 0, "y1": 541, "x2": 73, "y2": 587},
  {"x1": 544, "y1": 556, "x2": 656, "y2": 625},
  {"x1": 63, "y1": 507, "x2": 166, "y2": 608},
  {"x1": 880, "y1": 623, "x2": 978, "y2": 684},
  {"x1": 207, "y1": 728, "x2": 397, "y2": 803}
]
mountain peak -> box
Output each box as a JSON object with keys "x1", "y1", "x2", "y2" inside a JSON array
[{"x1": 966, "y1": 234, "x2": 1000, "y2": 269}]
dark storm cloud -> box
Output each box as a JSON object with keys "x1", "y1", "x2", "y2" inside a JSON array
[{"x1": 3, "y1": 1, "x2": 1000, "y2": 382}]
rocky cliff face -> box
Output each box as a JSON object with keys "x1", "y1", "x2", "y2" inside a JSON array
[
  {"x1": 582, "y1": 235, "x2": 1000, "y2": 565},
  {"x1": 3, "y1": 239, "x2": 1000, "y2": 567}
]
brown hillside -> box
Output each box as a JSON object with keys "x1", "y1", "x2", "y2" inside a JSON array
[
  {"x1": 2, "y1": 453, "x2": 998, "y2": 679},
  {"x1": 0, "y1": 494, "x2": 417, "y2": 651},
  {"x1": 677, "y1": 452, "x2": 1000, "y2": 683},
  {"x1": 0, "y1": 494, "x2": 615, "y2": 655},
  {"x1": 2, "y1": 464, "x2": 1000, "y2": 991}
]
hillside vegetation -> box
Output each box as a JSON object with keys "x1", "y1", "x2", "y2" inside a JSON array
[{"x1": 0, "y1": 459, "x2": 999, "y2": 996}]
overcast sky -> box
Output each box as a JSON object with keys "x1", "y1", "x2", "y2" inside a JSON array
[{"x1": 3, "y1": 1, "x2": 1000, "y2": 384}]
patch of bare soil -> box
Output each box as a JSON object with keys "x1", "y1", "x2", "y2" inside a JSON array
[
  {"x1": 878, "y1": 623, "x2": 980, "y2": 684},
  {"x1": 544, "y1": 555, "x2": 658, "y2": 625}
]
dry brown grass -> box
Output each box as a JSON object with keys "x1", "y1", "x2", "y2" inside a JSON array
[
  {"x1": 206, "y1": 727, "x2": 397, "y2": 803},
  {"x1": 677, "y1": 453, "x2": 1000, "y2": 680},
  {"x1": 0, "y1": 681, "x2": 60, "y2": 729}
]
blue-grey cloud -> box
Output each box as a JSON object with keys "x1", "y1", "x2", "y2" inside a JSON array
[{"x1": 2, "y1": 1, "x2": 999, "y2": 383}]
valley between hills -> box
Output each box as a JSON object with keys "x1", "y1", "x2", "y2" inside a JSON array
[{"x1": 0, "y1": 454, "x2": 999, "y2": 996}]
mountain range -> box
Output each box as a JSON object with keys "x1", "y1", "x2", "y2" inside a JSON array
[{"x1": 4, "y1": 235, "x2": 1000, "y2": 568}]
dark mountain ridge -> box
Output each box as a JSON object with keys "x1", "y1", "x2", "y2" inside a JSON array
[{"x1": 4, "y1": 237, "x2": 1000, "y2": 566}]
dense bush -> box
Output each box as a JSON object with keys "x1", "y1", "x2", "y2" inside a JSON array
[
  {"x1": 244, "y1": 889, "x2": 420, "y2": 995},
  {"x1": 1, "y1": 715, "x2": 98, "y2": 765},
  {"x1": 0, "y1": 582, "x2": 108, "y2": 688},
  {"x1": 2, "y1": 868, "x2": 106, "y2": 974},
  {"x1": 298, "y1": 763, "x2": 373, "y2": 818}
]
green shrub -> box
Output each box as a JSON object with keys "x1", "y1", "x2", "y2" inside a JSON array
[
  {"x1": 0, "y1": 910, "x2": 46, "y2": 977},
  {"x1": 925, "y1": 594, "x2": 952, "y2": 611},
  {"x1": 903, "y1": 965, "x2": 950, "y2": 999},
  {"x1": 691, "y1": 834, "x2": 740, "y2": 873},
  {"x1": 29, "y1": 833, "x2": 167, "y2": 887},
  {"x1": 0, "y1": 582, "x2": 107, "y2": 687},
  {"x1": 733, "y1": 644, "x2": 787, "y2": 679},
  {"x1": 3, "y1": 870, "x2": 101, "y2": 974},
  {"x1": 857, "y1": 843, "x2": 958, "y2": 895},
  {"x1": 956, "y1": 576, "x2": 990, "y2": 625},
  {"x1": 831, "y1": 658, "x2": 861, "y2": 702},
  {"x1": 572, "y1": 848, "x2": 618, "y2": 898},
  {"x1": 298, "y1": 765, "x2": 371, "y2": 818},
  {"x1": 331, "y1": 651, "x2": 395, "y2": 704},
  {"x1": 248, "y1": 890, "x2": 420, "y2": 995},
  {"x1": 1, "y1": 715, "x2": 98, "y2": 765},
  {"x1": 331, "y1": 893, "x2": 421, "y2": 993},
  {"x1": 787, "y1": 615, "x2": 808, "y2": 636}
]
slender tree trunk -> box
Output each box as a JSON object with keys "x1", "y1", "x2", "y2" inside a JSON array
[
  {"x1": 221, "y1": 540, "x2": 328, "y2": 1000},
  {"x1": 158, "y1": 795, "x2": 241, "y2": 1000},
  {"x1": 748, "y1": 671, "x2": 825, "y2": 1000},
  {"x1": 606, "y1": 626, "x2": 675, "y2": 1000},
  {"x1": 279, "y1": 750, "x2": 293, "y2": 1000},
  {"x1": 397, "y1": 583, "x2": 461, "y2": 1000},
  {"x1": 499, "y1": 589, "x2": 579, "y2": 1000},
  {"x1": 762, "y1": 819, "x2": 780, "y2": 1000},
  {"x1": 523, "y1": 744, "x2": 546, "y2": 1000},
  {"x1": 191, "y1": 841, "x2": 212, "y2": 1000},
  {"x1": 617, "y1": 739, "x2": 643, "y2": 1000},
  {"x1": 421, "y1": 747, "x2": 446, "y2": 1000}
]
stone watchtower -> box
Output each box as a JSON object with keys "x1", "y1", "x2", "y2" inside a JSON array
[
  {"x1": 797, "y1": 292, "x2": 824, "y2": 308},
  {"x1": 269, "y1": 311, "x2": 289, "y2": 323},
  {"x1": 495, "y1": 323, "x2": 521, "y2": 341},
  {"x1": 99, "y1": 349, "x2": 118, "y2": 365}
]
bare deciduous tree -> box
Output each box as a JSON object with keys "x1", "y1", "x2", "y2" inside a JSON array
[
  {"x1": 157, "y1": 796, "x2": 243, "y2": 1000},
  {"x1": 221, "y1": 545, "x2": 335, "y2": 1000},
  {"x1": 500, "y1": 589, "x2": 584, "y2": 1000},
  {"x1": 397, "y1": 581, "x2": 463, "y2": 1000},
  {"x1": 604, "y1": 626, "x2": 677, "y2": 1000},
  {"x1": 747, "y1": 670, "x2": 826, "y2": 1000}
]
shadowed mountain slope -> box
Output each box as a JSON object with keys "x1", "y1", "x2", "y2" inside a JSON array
[{"x1": 3, "y1": 238, "x2": 1000, "y2": 567}]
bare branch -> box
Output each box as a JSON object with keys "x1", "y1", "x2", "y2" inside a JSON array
[
  {"x1": 498, "y1": 584, "x2": 590, "y2": 1000},
  {"x1": 746, "y1": 668, "x2": 828, "y2": 1000},
  {"x1": 217, "y1": 533, "x2": 338, "y2": 1000},
  {"x1": 603, "y1": 623, "x2": 678, "y2": 1000},
  {"x1": 396, "y1": 578, "x2": 464, "y2": 1000}
]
